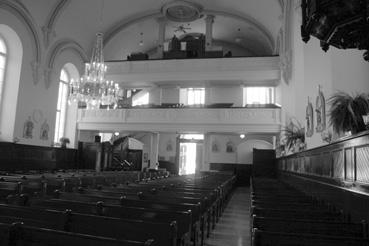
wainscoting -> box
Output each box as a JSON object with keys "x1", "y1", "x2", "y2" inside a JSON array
[
  {"x1": 277, "y1": 130, "x2": 369, "y2": 222},
  {"x1": 210, "y1": 163, "x2": 251, "y2": 186},
  {"x1": 0, "y1": 142, "x2": 78, "y2": 171}
]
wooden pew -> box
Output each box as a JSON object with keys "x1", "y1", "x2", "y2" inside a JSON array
[
  {"x1": 252, "y1": 216, "x2": 367, "y2": 237},
  {"x1": 0, "y1": 203, "x2": 177, "y2": 246},
  {"x1": 48, "y1": 191, "x2": 202, "y2": 246},
  {"x1": 0, "y1": 222, "x2": 154, "y2": 246},
  {"x1": 29, "y1": 198, "x2": 192, "y2": 246},
  {"x1": 252, "y1": 228, "x2": 369, "y2": 246}
]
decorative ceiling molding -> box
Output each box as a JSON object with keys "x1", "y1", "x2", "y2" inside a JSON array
[
  {"x1": 103, "y1": 9, "x2": 276, "y2": 54},
  {"x1": 45, "y1": 38, "x2": 88, "y2": 89},
  {"x1": 42, "y1": 0, "x2": 71, "y2": 47},
  {"x1": 104, "y1": 10, "x2": 162, "y2": 47},
  {"x1": 279, "y1": 0, "x2": 293, "y2": 84},
  {"x1": 161, "y1": 0, "x2": 203, "y2": 22},
  {"x1": 204, "y1": 9, "x2": 275, "y2": 54},
  {"x1": 0, "y1": 0, "x2": 42, "y2": 85}
]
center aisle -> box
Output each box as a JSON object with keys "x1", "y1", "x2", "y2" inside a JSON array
[{"x1": 204, "y1": 187, "x2": 251, "y2": 246}]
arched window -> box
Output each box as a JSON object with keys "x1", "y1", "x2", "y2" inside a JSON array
[
  {"x1": 0, "y1": 36, "x2": 7, "y2": 107},
  {"x1": 54, "y1": 68, "x2": 69, "y2": 144}
]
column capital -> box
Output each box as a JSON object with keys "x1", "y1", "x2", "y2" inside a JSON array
[{"x1": 205, "y1": 14, "x2": 215, "y2": 23}]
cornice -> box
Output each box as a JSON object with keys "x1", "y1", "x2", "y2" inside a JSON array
[
  {"x1": 42, "y1": 0, "x2": 71, "y2": 47},
  {"x1": 0, "y1": 0, "x2": 42, "y2": 85},
  {"x1": 45, "y1": 38, "x2": 87, "y2": 89}
]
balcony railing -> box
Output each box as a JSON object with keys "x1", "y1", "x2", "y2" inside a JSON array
[
  {"x1": 106, "y1": 56, "x2": 280, "y2": 87},
  {"x1": 78, "y1": 106, "x2": 281, "y2": 133}
]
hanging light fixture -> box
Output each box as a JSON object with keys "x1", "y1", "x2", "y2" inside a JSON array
[
  {"x1": 68, "y1": 0, "x2": 120, "y2": 109},
  {"x1": 69, "y1": 33, "x2": 120, "y2": 109}
]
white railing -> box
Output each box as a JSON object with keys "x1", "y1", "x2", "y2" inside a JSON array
[
  {"x1": 78, "y1": 107, "x2": 281, "y2": 133},
  {"x1": 106, "y1": 56, "x2": 280, "y2": 85}
]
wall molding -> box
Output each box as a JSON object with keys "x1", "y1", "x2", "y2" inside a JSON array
[
  {"x1": 42, "y1": 0, "x2": 71, "y2": 47},
  {"x1": 103, "y1": 8, "x2": 276, "y2": 54},
  {"x1": 45, "y1": 38, "x2": 88, "y2": 89},
  {"x1": 0, "y1": 0, "x2": 42, "y2": 85}
]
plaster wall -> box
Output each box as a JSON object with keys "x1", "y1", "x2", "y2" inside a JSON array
[
  {"x1": 282, "y1": 9, "x2": 369, "y2": 151},
  {"x1": 208, "y1": 87, "x2": 243, "y2": 106},
  {"x1": 158, "y1": 133, "x2": 177, "y2": 163}
]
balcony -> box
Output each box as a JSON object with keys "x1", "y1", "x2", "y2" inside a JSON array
[
  {"x1": 77, "y1": 106, "x2": 281, "y2": 133},
  {"x1": 106, "y1": 56, "x2": 281, "y2": 87}
]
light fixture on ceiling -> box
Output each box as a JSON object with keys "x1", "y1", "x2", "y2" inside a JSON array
[
  {"x1": 69, "y1": 33, "x2": 120, "y2": 109},
  {"x1": 139, "y1": 32, "x2": 144, "y2": 46},
  {"x1": 68, "y1": 0, "x2": 120, "y2": 109},
  {"x1": 240, "y1": 134, "x2": 245, "y2": 139}
]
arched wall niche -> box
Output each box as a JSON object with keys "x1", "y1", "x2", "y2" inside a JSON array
[
  {"x1": 46, "y1": 48, "x2": 83, "y2": 148},
  {"x1": 236, "y1": 139, "x2": 273, "y2": 164},
  {"x1": 45, "y1": 38, "x2": 87, "y2": 89},
  {"x1": 0, "y1": 24, "x2": 23, "y2": 142},
  {"x1": 0, "y1": 0, "x2": 41, "y2": 84}
]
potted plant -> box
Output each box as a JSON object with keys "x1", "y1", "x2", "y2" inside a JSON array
[
  {"x1": 59, "y1": 137, "x2": 70, "y2": 148},
  {"x1": 328, "y1": 92, "x2": 369, "y2": 135},
  {"x1": 282, "y1": 119, "x2": 306, "y2": 153}
]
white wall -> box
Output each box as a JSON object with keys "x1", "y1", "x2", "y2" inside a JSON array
[
  {"x1": 280, "y1": 9, "x2": 369, "y2": 150},
  {"x1": 237, "y1": 139, "x2": 273, "y2": 164},
  {"x1": 207, "y1": 87, "x2": 243, "y2": 106},
  {"x1": 208, "y1": 134, "x2": 274, "y2": 165},
  {"x1": 161, "y1": 88, "x2": 180, "y2": 104},
  {"x1": 158, "y1": 133, "x2": 177, "y2": 162}
]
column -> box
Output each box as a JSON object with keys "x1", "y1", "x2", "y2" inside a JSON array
[
  {"x1": 205, "y1": 15, "x2": 215, "y2": 51},
  {"x1": 157, "y1": 17, "x2": 167, "y2": 58},
  {"x1": 150, "y1": 132, "x2": 160, "y2": 169},
  {"x1": 202, "y1": 133, "x2": 211, "y2": 171}
]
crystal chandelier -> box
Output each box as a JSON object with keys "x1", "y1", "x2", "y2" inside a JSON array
[{"x1": 69, "y1": 32, "x2": 120, "y2": 109}]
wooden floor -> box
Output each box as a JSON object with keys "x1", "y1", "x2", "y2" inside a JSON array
[{"x1": 204, "y1": 187, "x2": 250, "y2": 246}]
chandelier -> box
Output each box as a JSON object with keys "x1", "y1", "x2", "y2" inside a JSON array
[{"x1": 69, "y1": 32, "x2": 120, "y2": 108}]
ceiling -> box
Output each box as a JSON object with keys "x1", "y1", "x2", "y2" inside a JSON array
[{"x1": 21, "y1": 0, "x2": 283, "y2": 60}]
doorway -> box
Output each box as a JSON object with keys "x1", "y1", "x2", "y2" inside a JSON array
[{"x1": 178, "y1": 134, "x2": 204, "y2": 175}]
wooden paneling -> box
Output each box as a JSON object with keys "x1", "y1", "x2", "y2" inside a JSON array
[
  {"x1": 278, "y1": 130, "x2": 369, "y2": 184},
  {"x1": 332, "y1": 150, "x2": 344, "y2": 179},
  {"x1": 355, "y1": 145, "x2": 369, "y2": 183},
  {"x1": 277, "y1": 131, "x2": 369, "y2": 222},
  {"x1": 0, "y1": 142, "x2": 77, "y2": 171},
  {"x1": 345, "y1": 148, "x2": 354, "y2": 181}
]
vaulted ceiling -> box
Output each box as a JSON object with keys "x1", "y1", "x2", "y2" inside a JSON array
[{"x1": 21, "y1": 0, "x2": 283, "y2": 60}]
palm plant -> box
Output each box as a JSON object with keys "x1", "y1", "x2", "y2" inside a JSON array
[
  {"x1": 328, "y1": 92, "x2": 369, "y2": 135},
  {"x1": 282, "y1": 119, "x2": 305, "y2": 152}
]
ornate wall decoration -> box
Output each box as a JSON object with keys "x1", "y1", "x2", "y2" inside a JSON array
[
  {"x1": 42, "y1": 0, "x2": 71, "y2": 47},
  {"x1": 315, "y1": 85, "x2": 326, "y2": 132},
  {"x1": 226, "y1": 141, "x2": 235, "y2": 153},
  {"x1": 166, "y1": 140, "x2": 173, "y2": 152},
  {"x1": 45, "y1": 38, "x2": 88, "y2": 89},
  {"x1": 40, "y1": 119, "x2": 49, "y2": 140},
  {"x1": 23, "y1": 116, "x2": 34, "y2": 139},
  {"x1": 306, "y1": 97, "x2": 314, "y2": 137},
  {"x1": 211, "y1": 140, "x2": 219, "y2": 152}
]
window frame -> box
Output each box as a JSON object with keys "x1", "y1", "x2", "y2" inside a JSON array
[
  {"x1": 243, "y1": 86, "x2": 275, "y2": 106},
  {"x1": 187, "y1": 87, "x2": 205, "y2": 105},
  {"x1": 54, "y1": 68, "x2": 70, "y2": 144},
  {"x1": 0, "y1": 36, "x2": 8, "y2": 110}
]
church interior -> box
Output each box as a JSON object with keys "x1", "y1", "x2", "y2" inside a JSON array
[{"x1": 0, "y1": 0, "x2": 369, "y2": 245}]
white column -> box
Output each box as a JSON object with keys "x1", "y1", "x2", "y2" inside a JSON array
[
  {"x1": 205, "y1": 15, "x2": 215, "y2": 51},
  {"x1": 150, "y1": 132, "x2": 160, "y2": 169},
  {"x1": 157, "y1": 17, "x2": 167, "y2": 58},
  {"x1": 202, "y1": 133, "x2": 211, "y2": 171}
]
